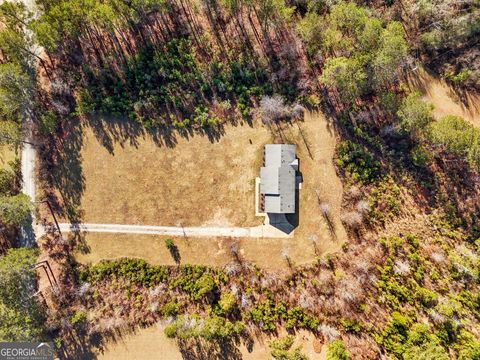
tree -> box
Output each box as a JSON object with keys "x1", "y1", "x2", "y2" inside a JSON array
[
  {"x1": 320, "y1": 57, "x2": 366, "y2": 104},
  {"x1": 326, "y1": 340, "x2": 350, "y2": 360},
  {"x1": 428, "y1": 115, "x2": 480, "y2": 170},
  {"x1": 0, "y1": 63, "x2": 32, "y2": 123},
  {"x1": 403, "y1": 323, "x2": 449, "y2": 360},
  {"x1": 397, "y1": 92, "x2": 433, "y2": 136},
  {"x1": 0, "y1": 248, "x2": 45, "y2": 341},
  {"x1": 0, "y1": 193, "x2": 32, "y2": 227},
  {"x1": 219, "y1": 292, "x2": 237, "y2": 314},
  {"x1": 269, "y1": 336, "x2": 309, "y2": 360},
  {"x1": 457, "y1": 331, "x2": 480, "y2": 360},
  {"x1": 260, "y1": 95, "x2": 289, "y2": 123},
  {"x1": 296, "y1": 11, "x2": 324, "y2": 56},
  {"x1": 403, "y1": 341, "x2": 449, "y2": 360},
  {"x1": 372, "y1": 22, "x2": 408, "y2": 89}
]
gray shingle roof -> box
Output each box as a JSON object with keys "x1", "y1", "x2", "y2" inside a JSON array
[{"x1": 260, "y1": 144, "x2": 297, "y2": 214}]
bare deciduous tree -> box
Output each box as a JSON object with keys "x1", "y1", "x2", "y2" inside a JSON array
[
  {"x1": 260, "y1": 95, "x2": 289, "y2": 124},
  {"x1": 341, "y1": 211, "x2": 363, "y2": 229}
]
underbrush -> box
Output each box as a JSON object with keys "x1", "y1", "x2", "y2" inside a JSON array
[{"x1": 49, "y1": 215, "x2": 480, "y2": 359}]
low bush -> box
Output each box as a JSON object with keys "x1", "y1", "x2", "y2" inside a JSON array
[{"x1": 336, "y1": 140, "x2": 381, "y2": 183}]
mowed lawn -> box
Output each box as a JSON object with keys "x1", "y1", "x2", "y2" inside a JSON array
[
  {"x1": 74, "y1": 112, "x2": 347, "y2": 269},
  {"x1": 78, "y1": 120, "x2": 271, "y2": 227}
]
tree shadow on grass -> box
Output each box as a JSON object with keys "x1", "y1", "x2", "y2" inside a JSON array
[
  {"x1": 42, "y1": 109, "x2": 246, "y2": 224},
  {"x1": 40, "y1": 119, "x2": 85, "y2": 223},
  {"x1": 177, "y1": 334, "x2": 252, "y2": 360}
]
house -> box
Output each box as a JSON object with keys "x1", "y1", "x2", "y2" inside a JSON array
[{"x1": 259, "y1": 144, "x2": 298, "y2": 214}]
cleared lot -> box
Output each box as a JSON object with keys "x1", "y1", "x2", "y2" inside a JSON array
[
  {"x1": 74, "y1": 111, "x2": 347, "y2": 269},
  {"x1": 77, "y1": 120, "x2": 271, "y2": 227}
]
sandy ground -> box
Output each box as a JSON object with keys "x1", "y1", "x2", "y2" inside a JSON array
[
  {"x1": 75, "y1": 111, "x2": 347, "y2": 270},
  {"x1": 406, "y1": 66, "x2": 480, "y2": 127},
  {"x1": 95, "y1": 324, "x2": 325, "y2": 360}
]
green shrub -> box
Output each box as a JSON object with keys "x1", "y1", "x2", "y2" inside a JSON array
[
  {"x1": 428, "y1": 115, "x2": 480, "y2": 171},
  {"x1": 326, "y1": 340, "x2": 350, "y2": 360},
  {"x1": 269, "y1": 336, "x2": 309, "y2": 360},
  {"x1": 39, "y1": 110, "x2": 59, "y2": 135},
  {"x1": 218, "y1": 292, "x2": 237, "y2": 314},
  {"x1": 164, "y1": 315, "x2": 244, "y2": 340},
  {"x1": 81, "y1": 258, "x2": 168, "y2": 287},
  {"x1": 70, "y1": 311, "x2": 87, "y2": 326},
  {"x1": 336, "y1": 140, "x2": 380, "y2": 183},
  {"x1": 340, "y1": 318, "x2": 363, "y2": 333},
  {"x1": 397, "y1": 92, "x2": 433, "y2": 135},
  {"x1": 165, "y1": 238, "x2": 175, "y2": 250},
  {"x1": 411, "y1": 144, "x2": 432, "y2": 167},
  {"x1": 162, "y1": 302, "x2": 179, "y2": 317}
]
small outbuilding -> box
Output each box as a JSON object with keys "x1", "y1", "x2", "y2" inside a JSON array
[{"x1": 259, "y1": 144, "x2": 298, "y2": 214}]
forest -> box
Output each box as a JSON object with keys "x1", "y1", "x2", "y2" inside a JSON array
[{"x1": 0, "y1": 0, "x2": 479, "y2": 359}]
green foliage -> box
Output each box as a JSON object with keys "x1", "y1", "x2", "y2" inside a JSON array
[
  {"x1": 320, "y1": 57, "x2": 366, "y2": 105},
  {"x1": 411, "y1": 144, "x2": 432, "y2": 168},
  {"x1": 0, "y1": 248, "x2": 45, "y2": 341},
  {"x1": 379, "y1": 91, "x2": 401, "y2": 114},
  {"x1": 0, "y1": 193, "x2": 31, "y2": 226},
  {"x1": 428, "y1": 115, "x2": 480, "y2": 171},
  {"x1": 164, "y1": 315, "x2": 244, "y2": 340},
  {"x1": 304, "y1": 2, "x2": 408, "y2": 102},
  {"x1": 397, "y1": 92, "x2": 434, "y2": 135},
  {"x1": 39, "y1": 110, "x2": 59, "y2": 135},
  {"x1": 165, "y1": 238, "x2": 175, "y2": 251},
  {"x1": 247, "y1": 300, "x2": 318, "y2": 331},
  {"x1": 336, "y1": 140, "x2": 380, "y2": 183},
  {"x1": 218, "y1": 292, "x2": 237, "y2": 314},
  {"x1": 403, "y1": 327, "x2": 448, "y2": 360},
  {"x1": 161, "y1": 302, "x2": 179, "y2": 317},
  {"x1": 0, "y1": 63, "x2": 32, "y2": 123},
  {"x1": 296, "y1": 12, "x2": 323, "y2": 57},
  {"x1": 75, "y1": 38, "x2": 271, "y2": 124},
  {"x1": 340, "y1": 318, "x2": 363, "y2": 334},
  {"x1": 269, "y1": 336, "x2": 309, "y2": 360},
  {"x1": 446, "y1": 70, "x2": 472, "y2": 85},
  {"x1": 326, "y1": 340, "x2": 349, "y2": 360},
  {"x1": 366, "y1": 178, "x2": 401, "y2": 225},
  {"x1": 375, "y1": 312, "x2": 411, "y2": 357},
  {"x1": 0, "y1": 159, "x2": 20, "y2": 196},
  {"x1": 371, "y1": 22, "x2": 408, "y2": 89},
  {"x1": 170, "y1": 266, "x2": 219, "y2": 300},
  {"x1": 70, "y1": 311, "x2": 87, "y2": 326},
  {"x1": 81, "y1": 258, "x2": 168, "y2": 287},
  {"x1": 457, "y1": 331, "x2": 480, "y2": 360}
]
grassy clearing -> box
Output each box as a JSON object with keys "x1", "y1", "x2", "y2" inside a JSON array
[
  {"x1": 406, "y1": 66, "x2": 480, "y2": 127},
  {"x1": 74, "y1": 111, "x2": 347, "y2": 269},
  {"x1": 75, "y1": 232, "x2": 331, "y2": 271},
  {"x1": 76, "y1": 120, "x2": 271, "y2": 227},
  {"x1": 95, "y1": 325, "x2": 322, "y2": 360}
]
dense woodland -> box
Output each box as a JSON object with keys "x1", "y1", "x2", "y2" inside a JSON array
[{"x1": 0, "y1": 0, "x2": 479, "y2": 359}]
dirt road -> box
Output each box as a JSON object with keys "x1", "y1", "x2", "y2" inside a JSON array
[{"x1": 56, "y1": 222, "x2": 292, "y2": 238}]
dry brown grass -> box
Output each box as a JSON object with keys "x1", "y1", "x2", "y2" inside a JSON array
[
  {"x1": 74, "y1": 111, "x2": 347, "y2": 269},
  {"x1": 0, "y1": 145, "x2": 16, "y2": 170},
  {"x1": 75, "y1": 230, "x2": 340, "y2": 271},
  {"x1": 406, "y1": 66, "x2": 480, "y2": 127},
  {"x1": 95, "y1": 325, "x2": 323, "y2": 360},
  {"x1": 77, "y1": 121, "x2": 271, "y2": 227}
]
